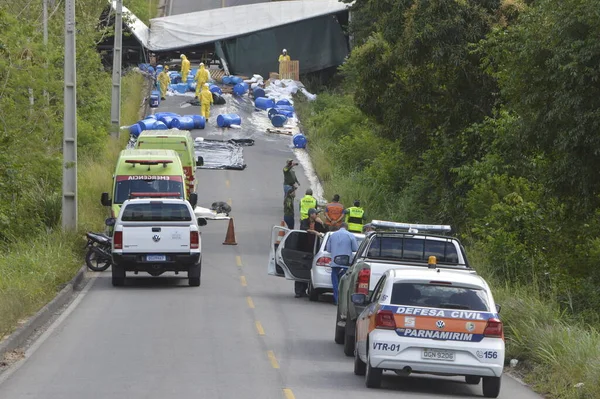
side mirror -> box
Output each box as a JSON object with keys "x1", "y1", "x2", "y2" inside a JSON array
[
  {"x1": 105, "y1": 217, "x2": 116, "y2": 227},
  {"x1": 334, "y1": 255, "x2": 350, "y2": 266},
  {"x1": 197, "y1": 218, "x2": 207, "y2": 227},
  {"x1": 351, "y1": 293, "x2": 368, "y2": 306},
  {"x1": 101, "y1": 192, "x2": 111, "y2": 207},
  {"x1": 189, "y1": 193, "x2": 198, "y2": 208},
  {"x1": 197, "y1": 156, "x2": 204, "y2": 166},
  {"x1": 495, "y1": 304, "x2": 502, "y2": 314}
]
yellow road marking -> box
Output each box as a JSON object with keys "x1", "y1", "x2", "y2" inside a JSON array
[
  {"x1": 255, "y1": 321, "x2": 265, "y2": 336},
  {"x1": 225, "y1": 179, "x2": 230, "y2": 188},
  {"x1": 227, "y1": 198, "x2": 232, "y2": 206},
  {"x1": 247, "y1": 296, "x2": 255, "y2": 308},
  {"x1": 267, "y1": 350, "x2": 279, "y2": 369},
  {"x1": 236, "y1": 255, "x2": 242, "y2": 267},
  {"x1": 240, "y1": 276, "x2": 247, "y2": 286},
  {"x1": 283, "y1": 389, "x2": 295, "y2": 399}
]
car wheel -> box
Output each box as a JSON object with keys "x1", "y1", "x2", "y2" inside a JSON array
[
  {"x1": 482, "y1": 376, "x2": 501, "y2": 398},
  {"x1": 188, "y1": 264, "x2": 201, "y2": 287},
  {"x1": 365, "y1": 351, "x2": 382, "y2": 388},
  {"x1": 465, "y1": 376, "x2": 481, "y2": 385},
  {"x1": 354, "y1": 339, "x2": 366, "y2": 376},
  {"x1": 111, "y1": 264, "x2": 125, "y2": 287},
  {"x1": 343, "y1": 319, "x2": 355, "y2": 356},
  {"x1": 334, "y1": 306, "x2": 345, "y2": 345},
  {"x1": 308, "y1": 281, "x2": 319, "y2": 302}
]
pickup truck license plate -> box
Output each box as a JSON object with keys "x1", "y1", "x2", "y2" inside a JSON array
[
  {"x1": 422, "y1": 349, "x2": 455, "y2": 361},
  {"x1": 146, "y1": 255, "x2": 166, "y2": 262}
]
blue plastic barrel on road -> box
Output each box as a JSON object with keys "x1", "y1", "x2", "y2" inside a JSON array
[
  {"x1": 158, "y1": 116, "x2": 175, "y2": 128},
  {"x1": 271, "y1": 114, "x2": 287, "y2": 128},
  {"x1": 230, "y1": 76, "x2": 243, "y2": 85},
  {"x1": 293, "y1": 133, "x2": 307, "y2": 148},
  {"x1": 255, "y1": 97, "x2": 275, "y2": 110},
  {"x1": 192, "y1": 115, "x2": 206, "y2": 129},
  {"x1": 276, "y1": 99, "x2": 292, "y2": 106},
  {"x1": 253, "y1": 87, "x2": 265, "y2": 98},
  {"x1": 233, "y1": 82, "x2": 249, "y2": 96},
  {"x1": 129, "y1": 124, "x2": 143, "y2": 137},
  {"x1": 171, "y1": 116, "x2": 195, "y2": 130},
  {"x1": 222, "y1": 76, "x2": 233, "y2": 85},
  {"x1": 217, "y1": 114, "x2": 242, "y2": 128},
  {"x1": 209, "y1": 84, "x2": 223, "y2": 95},
  {"x1": 154, "y1": 112, "x2": 179, "y2": 119},
  {"x1": 137, "y1": 118, "x2": 157, "y2": 131},
  {"x1": 154, "y1": 121, "x2": 168, "y2": 130}
]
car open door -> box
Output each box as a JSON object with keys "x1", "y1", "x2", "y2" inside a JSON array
[
  {"x1": 268, "y1": 225, "x2": 290, "y2": 277},
  {"x1": 274, "y1": 230, "x2": 314, "y2": 282}
]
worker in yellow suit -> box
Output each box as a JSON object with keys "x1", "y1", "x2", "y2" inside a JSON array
[
  {"x1": 278, "y1": 49, "x2": 290, "y2": 62},
  {"x1": 157, "y1": 65, "x2": 170, "y2": 100},
  {"x1": 200, "y1": 83, "x2": 213, "y2": 121},
  {"x1": 194, "y1": 63, "x2": 209, "y2": 98},
  {"x1": 180, "y1": 54, "x2": 190, "y2": 83}
]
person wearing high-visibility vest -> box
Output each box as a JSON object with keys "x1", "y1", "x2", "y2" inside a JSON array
[
  {"x1": 299, "y1": 188, "x2": 317, "y2": 221},
  {"x1": 278, "y1": 49, "x2": 290, "y2": 62},
  {"x1": 344, "y1": 200, "x2": 366, "y2": 233}
]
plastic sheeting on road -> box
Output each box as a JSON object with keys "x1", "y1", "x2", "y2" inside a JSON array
[{"x1": 194, "y1": 139, "x2": 254, "y2": 170}]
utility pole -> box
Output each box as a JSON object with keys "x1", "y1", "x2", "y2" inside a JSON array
[
  {"x1": 62, "y1": 0, "x2": 77, "y2": 230},
  {"x1": 43, "y1": 0, "x2": 48, "y2": 45},
  {"x1": 110, "y1": 0, "x2": 123, "y2": 138}
]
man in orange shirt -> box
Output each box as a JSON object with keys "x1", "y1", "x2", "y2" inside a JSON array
[{"x1": 324, "y1": 194, "x2": 345, "y2": 231}]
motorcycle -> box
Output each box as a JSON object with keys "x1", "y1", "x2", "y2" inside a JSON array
[{"x1": 84, "y1": 232, "x2": 112, "y2": 272}]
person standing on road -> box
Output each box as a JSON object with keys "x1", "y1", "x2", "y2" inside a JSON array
[
  {"x1": 200, "y1": 83, "x2": 213, "y2": 121},
  {"x1": 324, "y1": 194, "x2": 345, "y2": 231},
  {"x1": 283, "y1": 187, "x2": 296, "y2": 229},
  {"x1": 194, "y1": 63, "x2": 209, "y2": 98},
  {"x1": 295, "y1": 208, "x2": 327, "y2": 298},
  {"x1": 278, "y1": 49, "x2": 290, "y2": 62},
  {"x1": 157, "y1": 65, "x2": 170, "y2": 100},
  {"x1": 299, "y1": 188, "x2": 317, "y2": 221},
  {"x1": 326, "y1": 222, "x2": 358, "y2": 305},
  {"x1": 283, "y1": 158, "x2": 299, "y2": 196},
  {"x1": 344, "y1": 200, "x2": 366, "y2": 233},
  {"x1": 180, "y1": 54, "x2": 190, "y2": 83}
]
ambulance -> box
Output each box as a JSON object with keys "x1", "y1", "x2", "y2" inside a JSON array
[
  {"x1": 100, "y1": 149, "x2": 198, "y2": 218},
  {"x1": 352, "y1": 266, "x2": 504, "y2": 397},
  {"x1": 134, "y1": 129, "x2": 203, "y2": 195}
]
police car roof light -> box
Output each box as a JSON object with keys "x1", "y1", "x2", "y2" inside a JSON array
[{"x1": 370, "y1": 220, "x2": 452, "y2": 233}]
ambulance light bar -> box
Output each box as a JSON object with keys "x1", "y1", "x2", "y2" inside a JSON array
[
  {"x1": 370, "y1": 220, "x2": 452, "y2": 233},
  {"x1": 125, "y1": 159, "x2": 173, "y2": 168}
]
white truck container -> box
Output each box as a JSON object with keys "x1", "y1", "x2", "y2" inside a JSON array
[{"x1": 110, "y1": 198, "x2": 206, "y2": 287}]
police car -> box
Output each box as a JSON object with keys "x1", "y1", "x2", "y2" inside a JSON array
[{"x1": 352, "y1": 265, "x2": 504, "y2": 397}]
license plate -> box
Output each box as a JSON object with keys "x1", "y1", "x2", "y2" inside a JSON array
[
  {"x1": 146, "y1": 255, "x2": 166, "y2": 262},
  {"x1": 422, "y1": 349, "x2": 455, "y2": 361}
]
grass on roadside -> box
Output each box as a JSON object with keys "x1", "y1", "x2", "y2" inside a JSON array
[{"x1": 0, "y1": 72, "x2": 147, "y2": 339}]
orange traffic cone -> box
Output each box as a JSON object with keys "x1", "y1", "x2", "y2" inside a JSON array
[
  {"x1": 275, "y1": 220, "x2": 287, "y2": 245},
  {"x1": 223, "y1": 218, "x2": 237, "y2": 245}
]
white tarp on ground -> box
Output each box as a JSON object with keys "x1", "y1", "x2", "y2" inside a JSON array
[{"x1": 146, "y1": 0, "x2": 348, "y2": 51}]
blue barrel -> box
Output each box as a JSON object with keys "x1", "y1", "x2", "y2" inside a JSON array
[
  {"x1": 209, "y1": 84, "x2": 223, "y2": 95},
  {"x1": 192, "y1": 115, "x2": 206, "y2": 129},
  {"x1": 129, "y1": 124, "x2": 143, "y2": 137},
  {"x1": 154, "y1": 112, "x2": 179, "y2": 119},
  {"x1": 175, "y1": 83, "x2": 188, "y2": 94},
  {"x1": 156, "y1": 65, "x2": 163, "y2": 73},
  {"x1": 233, "y1": 82, "x2": 249, "y2": 96},
  {"x1": 138, "y1": 118, "x2": 157, "y2": 131},
  {"x1": 158, "y1": 116, "x2": 175, "y2": 128},
  {"x1": 191, "y1": 68, "x2": 198, "y2": 76},
  {"x1": 276, "y1": 108, "x2": 294, "y2": 118},
  {"x1": 144, "y1": 114, "x2": 157, "y2": 120},
  {"x1": 222, "y1": 76, "x2": 233, "y2": 85},
  {"x1": 276, "y1": 99, "x2": 292, "y2": 106},
  {"x1": 276, "y1": 104, "x2": 295, "y2": 112},
  {"x1": 217, "y1": 114, "x2": 242, "y2": 128},
  {"x1": 148, "y1": 66, "x2": 155, "y2": 75},
  {"x1": 169, "y1": 73, "x2": 182, "y2": 84},
  {"x1": 149, "y1": 91, "x2": 160, "y2": 108},
  {"x1": 271, "y1": 114, "x2": 287, "y2": 128},
  {"x1": 255, "y1": 97, "x2": 275, "y2": 110},
  {"x1": 253, "y1": 87, "x2": 265, "y2": 98},
  {"x1": 230, "y1": 76, "x2": 243, "y2": 84},
  {"x1": 268, "y1": 108, "x2": 280, "y2": 120},
  {"x1": 188, "y1": 82, "x2": 197, "y2": 92},
  {"x1": 153, "y1": 121, "x2": 168, "y2": 130},
  {"x1": 171, "y1": 116, "x2": 195, "y2": 130},
  {"x1": 293, "y1": 133, "x2": 307, "y2": 149}
]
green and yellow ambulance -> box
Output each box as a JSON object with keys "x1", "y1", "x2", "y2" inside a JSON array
[
  {"x1": 101, "y1": 149, "x2": 198, "y2": 217},
  {"x1": 133, "y1": 130, "x2": 202, "y2": 197}
]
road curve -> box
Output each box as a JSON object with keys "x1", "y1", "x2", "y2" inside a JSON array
[{"x1": 0, "y1": 92, "x2": 543, "y2": 399}]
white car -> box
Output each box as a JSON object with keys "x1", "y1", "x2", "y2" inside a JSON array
[
  {"x1": 267, "y1": 225, "x2": 365, "y2": 301},
  {"x1": 353, "y1": 268, "x2": 504, "y2": 397}
]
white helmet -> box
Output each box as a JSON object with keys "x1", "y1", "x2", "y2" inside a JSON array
[
  {"x1": 283, "y1": 49, "x2": 287, "y2": 53},
  {"x1": 180, "y1": 54, "x2": 185, "y2": 58},
  {"x1": 204, "y1": 83, "x2": 210, "y2": 87},
  {"x1": 200, "y1": 62, "x2": 204, "y2": 66}
]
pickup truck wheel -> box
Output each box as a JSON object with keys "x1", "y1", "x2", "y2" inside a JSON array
[
  {"x1": 308, "y1": 281, "x2": 319, "y2": 302},
  {"x1": 334, "y1": 306, "x2": 345, "y2": 344},
  {"x1": 188, "y1": 264, "x2": 201, "y2": 287},
  {"x1": 111, "y1": 265, "x2": 125, "y2": 287},
  {"x1": 365, "y1": 351, "x2": 382, "y2": 388},
  {"x1": 343, "y1": 319, "x2": 356, "y2": 356},
  {"x1": 482, "y1": 377, "x2": 501, "y2": 398}
]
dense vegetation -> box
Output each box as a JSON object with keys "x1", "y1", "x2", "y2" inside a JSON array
[
  {"x1": 0, "y1": 1, "x2": 147, "y2": 336},
  {"x1": 298, "y1": 0, "x2": 600, "y2": 396}
]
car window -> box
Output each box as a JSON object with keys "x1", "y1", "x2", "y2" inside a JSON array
[
  {"x1": 284, "y1": 231, "x2": 314, "y2": 253},
  {"x1": 390, "y1": 283, "x2": 489, "y2": 311},
  {"x1": 365, "y1": 236, "x2": 461, "y2": 264},
  {"x1": 371, "y1": 276, "x2": 387, "y2": 302},
  {"x1": 121, "y1": 203, "x2": 192, "y2": 222}
]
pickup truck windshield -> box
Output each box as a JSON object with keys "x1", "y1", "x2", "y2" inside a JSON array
[
  {"x1": 391, "y1": 283, "x2": 489, "y2": 312},
  {"x1": 366, "y1": 236, "x2": 460, "y2": 264},
  {"x1": 114, "y1": 176, "x2": 184, "y2": 204},
  {"x1": 121, "y1": 203, "x2": 192, "y2": 222}
]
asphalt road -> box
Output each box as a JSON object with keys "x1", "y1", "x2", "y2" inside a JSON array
[{"x1": 0, "y1": 93, "x2": 544, "y2": 399}]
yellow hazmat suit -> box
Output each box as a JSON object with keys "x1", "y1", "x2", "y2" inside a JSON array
[
  {"x1": 279, "y1": 53, "x2": 290, "y2": 62},
  {"x1": 200, "y1": 84, "x2": 213, "y2": 120},
  {"x1": 194, "y1": 64, "x2": 209, "y2": 98},
  {"x1": 157, "y1": 70, "x2": 170, "y2": 99},
  {"x1": 180, "y1": 55, "x2": 190, "y2": 83}
]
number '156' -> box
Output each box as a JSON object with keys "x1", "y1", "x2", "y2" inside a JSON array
[{"x1": 484, "y1": 351, "x2": 498, "y2": 359}]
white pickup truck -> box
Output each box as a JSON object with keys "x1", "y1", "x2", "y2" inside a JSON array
[{"x1": 109, "y1": 198, "x2": 206, "y2": 287}]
